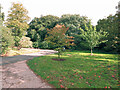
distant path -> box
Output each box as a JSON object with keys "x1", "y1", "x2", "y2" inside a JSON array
[
  {"x1": 1, "y1": 49, "x2": 57, "y2": 66},
  {"x1": 1, "y1": 49, "x2": 57, "y2": 88}
]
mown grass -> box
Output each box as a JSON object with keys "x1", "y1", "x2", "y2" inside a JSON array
[{"x1": 27, "y1": 50, "x2": 119, "y2": 88}]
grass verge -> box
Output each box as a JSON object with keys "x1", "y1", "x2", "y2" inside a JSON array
[{"x1": 27, "y1": 50, "x2": 119, "y2": 88}]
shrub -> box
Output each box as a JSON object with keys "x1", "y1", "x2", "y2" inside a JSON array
[
  {"x1": 33, "y1": 42, "x2": 39, "y2": 48},
  {"x1": 19, "y1": 36, "x2": 33, "y2": 48},
  {"x1": 14, "y1": 36, "x2": 21, "y2": 47},
  {"x1": 38, "y1": 41, "x2": 49, "y2": 49}
]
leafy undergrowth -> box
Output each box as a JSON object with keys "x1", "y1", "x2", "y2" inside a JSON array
[{"x1": 27, "y1": 50, "x2": 119, "y2": 88}]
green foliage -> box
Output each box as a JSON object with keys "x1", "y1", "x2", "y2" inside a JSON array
[
  {"x1": 14, "y1": 36, "x2": 20, "y2": 47},
  {"x1": 19, "y1": 36, "x2": 32, "y2": 48},
  {"x1": 1, "y1": 26, "x2": 15, "y2": 54},
  {"x1": 27, "y1": 14, "x2": 91, "y2": 49},
  {"x1": 96, "y1": 14, "x2": 119, "y2": 53},
  {"x1": 0, "y1": 4, "x2": 14, "y2": 54},
  {"x1": 33, "y1": 42, "x2": 39, "y2": 48},
  {"x1": 80, "y1": 22, "x2": 107, "y2": 55},
  {"x1": 40, "y1": 41, "x2": 49, "y2": 49},
  {"x1": 59, "y1": 14, "x2": 92, "y2": 50},
  {"x1": 59, "y1": 14, "x2": 90, "y2": 35},
  {"x1": 27, "y1": 15, "x2": 59, "y2": 44},
  {"x1": 6, "y1": 2, "x2": 30, "y2": 46}
]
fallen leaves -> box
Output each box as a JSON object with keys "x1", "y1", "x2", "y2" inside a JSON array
[
  {"x1": 71, "y1": 83, "x2": 74, "y2": 85},
  {"x1": 79, "y1": 76, "x2": 83, "y2": 79},
  {"x1": 112, "y1": 75, "x2": 115, "y2": 77},
  {"x1": 60, "y1": 85, "x2": 64, "y2": 88},
  {"x1": 98, "y1": 76, "x2": 101, "y2": 78},
  {"x1": 47, "y1": 76, "x2": 49, "y2": 78},
  {"x1": 59, "y1": 79, "x2": 62, "y2": 82},
  {"x1": 63, "y1": 76, "x2": 66, "y2": 79},
  {"x1": 104, "y1": 86, "x2": 110, "y2": 88}
]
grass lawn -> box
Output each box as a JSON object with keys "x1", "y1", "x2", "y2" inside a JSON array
[{"x1": 27, "y1": 50, "x2": 119, "y2": 88}]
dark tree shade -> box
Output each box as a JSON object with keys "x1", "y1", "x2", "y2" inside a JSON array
[{"x1": 27, "y1": 15, "x2": 60, "y2": 42}]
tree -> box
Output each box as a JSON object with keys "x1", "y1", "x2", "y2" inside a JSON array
[
  {"x1": 45, "y1": 24, "x2": 74, "y2": 58},
  {"x1": 58, "y1": 14, "x2": 92, "y2": 49},
  {"x1": 6, "y1": 2, "x2": 30, "y2": 46},
  {"x1": 96, "y1": 14, "x2": 119, "y2": 53},
  {"x1": 80, "y1": 22, "x2": 107, "y2": 55},
  {"x1": 59, "y1": 14, "x2": 90, "y2": 35},
  {"x1": 27, "y1": 15, "x2": 59, "y2": 48},
  {"x1": 0, "y1": 4, "x2": 14, "y2": 54},
  {"x1": 117, "y1": 1, "x2": 120, "y2": 53}
]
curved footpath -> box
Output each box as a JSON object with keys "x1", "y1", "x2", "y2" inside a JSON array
[{"x1": 1, "y1": 49, "x2": 57, "y2": 88}]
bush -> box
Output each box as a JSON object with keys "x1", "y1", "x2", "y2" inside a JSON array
[
  {"x1": 33, "y1": 42, "x2": 39, "y2": 48},
  {"x1": 19, "y1": 36, "x2": 33, "y2": 48},
  {"x1": 14, "y1": 36, "x2": 21, "y2": 47},
  {"x1": 38, "y1": 41, "x2": 49, "y2": 49}
]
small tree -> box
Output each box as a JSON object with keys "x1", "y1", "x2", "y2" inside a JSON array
[
  {"x1": 81, "y1": 22, "x2": 107, "y2": 55},
  {"x1": 45, "y1": 24, "x2": 74, "y2": 58}
]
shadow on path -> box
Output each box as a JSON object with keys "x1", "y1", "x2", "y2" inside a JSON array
[{"x1": 1, "y1": 50, "x2": 57, "y2": 66}]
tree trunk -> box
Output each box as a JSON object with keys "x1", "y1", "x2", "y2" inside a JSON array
[
  {"x1": 91, "y1": 47, "x2": 93, "y2": 56},
  {"x1": 58, "y1": 50, "x2": 60, "y2": 59}
]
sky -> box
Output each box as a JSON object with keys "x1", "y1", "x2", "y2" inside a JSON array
[{"x1": 0, "y1": 0, "x2": 119, "y2": 25}]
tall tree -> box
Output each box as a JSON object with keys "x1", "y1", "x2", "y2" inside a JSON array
[
  {"x1": 96, "y1": 14, "x2": 119, "y2": 53},
  {"x1": 58, "y1": 14, "x2": 92, "y2": 50},
  {"x1": 59, "y1": 14, "x2": 90, "y2": 36},
  {"x1": 6, "y1": 2, "x2": 30, "y2": 46},
  {"x1": 0, "y1": 4, "x2": 14, "y2": 54},
  {"x1": 80, "y1": 22, "x2": 107, "y2": 55},
  {"x1": 27, "y1": 15, "x2": 59, "y2": 48}
]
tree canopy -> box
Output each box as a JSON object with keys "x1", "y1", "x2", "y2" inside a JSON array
[
  {"x1": 80, "y1": 22, "x2": 107, "y2": 55},
  {"x1": 0, "y1": 4, "x2": 14, "y2": 54},
  {"x1": 45, "y1": 24, "x2": 74, "y2": 58},
  {"x1": 96, "y1": 14, "x2": 119, "y2": 53},
  {"x1": 27, "y1": 15, "x2": 59, "y2": 42},
  {"x1": 6, "y1": 2, "x2": 30, "y2": 46}
]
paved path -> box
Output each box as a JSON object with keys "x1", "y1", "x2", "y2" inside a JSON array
[
  {"x1": 1, "y1": 49, "x2": 57, "y2": 88},
  {"x1": 1, "y1": 50, "x2": 57, "y2": 66}
]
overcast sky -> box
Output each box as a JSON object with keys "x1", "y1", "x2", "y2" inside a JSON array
[{"x1": 0, "y1": 0, "x2": 119, "y2": 25}]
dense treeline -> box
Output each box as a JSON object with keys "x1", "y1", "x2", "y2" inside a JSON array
[
  {"x1": 27, "y1": 13, "x2": 119, "y2": 54},
  {"x1": 1, "y1": 2, "x2": 119, "y2": 55},
  {"x1": 96, "y1": 14, "x2": 119, "y2": 53}
]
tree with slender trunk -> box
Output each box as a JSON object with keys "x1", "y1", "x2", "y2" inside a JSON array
[
  {"x1": 80, "y1": 22, "x2": 107, "y2": 55},
  {"x1": 45, "y1": 24, "x2": 74, "y2": 58}
]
